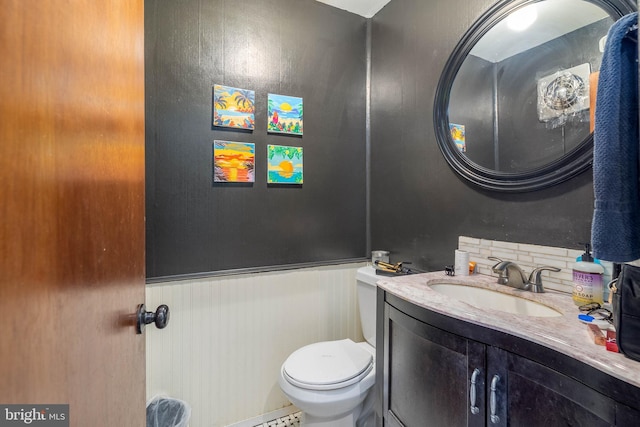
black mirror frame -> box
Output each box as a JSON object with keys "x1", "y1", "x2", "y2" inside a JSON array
[{"x1": 433, "y1": 0, "x2": 636, "y2": 192}]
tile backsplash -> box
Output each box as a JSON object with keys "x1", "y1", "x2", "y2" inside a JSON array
[{"x1": 458, "y1": 236, "x2": 614, "y2": 296}]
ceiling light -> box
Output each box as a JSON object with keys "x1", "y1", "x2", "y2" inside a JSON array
[{"x1": 506, "y1": 6, "x2": 538, "y2": 32}]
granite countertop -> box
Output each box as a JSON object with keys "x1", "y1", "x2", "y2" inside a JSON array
[{"x1": 376, "y1": 271, "x2": 640, "y2": 389}]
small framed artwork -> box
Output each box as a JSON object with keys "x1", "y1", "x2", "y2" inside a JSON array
[
  {"x1": 213, "y1": 140, "x2": 255, "y2": 183},
  {"x1": 449, "y1": 123, "x2": 466, "y2": 153},
  {"x1": 213, "y1": 84, "x2": 255, "y2": 130},
  {"x1": 267, "y1": 145, "x2": 303, "y2": 184},
  {"x1": 267, "y1": 93, "x2": 303, "y2": 135}
]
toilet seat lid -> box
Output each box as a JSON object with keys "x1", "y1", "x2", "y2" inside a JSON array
[{"x1": 283, "y1": 339, "x2": 373, "y2": 391}]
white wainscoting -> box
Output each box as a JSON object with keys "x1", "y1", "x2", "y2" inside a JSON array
[{"x1": 146, "y1": 262, "x2": 367, "y2": 427}]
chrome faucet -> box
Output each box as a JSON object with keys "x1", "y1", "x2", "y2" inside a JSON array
[
  {"x1": 489, "y1": 257, "x2": 560, "y2": 293},
  {"x1": 490, "y1": 259, "x2": 528, "y2": 288}
]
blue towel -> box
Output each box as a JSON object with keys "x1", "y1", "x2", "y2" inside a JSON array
[{"x1": 592, "y1": 12, "x2": 639, "y2": 262}]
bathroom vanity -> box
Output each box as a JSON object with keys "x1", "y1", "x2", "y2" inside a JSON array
[{"x1": 374, "y1": 272, "x2": 640, "y2": 427}]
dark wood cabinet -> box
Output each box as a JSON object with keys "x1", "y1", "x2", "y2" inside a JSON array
[
  {"x1": 489, "y1": 347, "x2": 615, "y2": 426},
  {"x1": 377, "y1": 289, "x2": 640, "y2": 427},
  {"x1": 385, "y1": 304, "x2": 486, "y2": 427}
]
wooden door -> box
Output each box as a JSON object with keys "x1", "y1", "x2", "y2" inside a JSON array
[{"x1": 0, "y1": 1, "x2": 146, "y2": 426}]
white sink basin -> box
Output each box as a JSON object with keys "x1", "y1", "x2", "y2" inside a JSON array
[{"x1": 428, "y1": 283, "x2": 563, "y2": 317}]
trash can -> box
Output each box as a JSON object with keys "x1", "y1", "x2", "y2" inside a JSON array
[{"x1": 146, "y1": 395, "x2": 191, "y2": 427}]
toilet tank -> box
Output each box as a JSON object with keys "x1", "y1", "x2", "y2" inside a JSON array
[{"x1": 356, "y1": 266, "x2": 379, "y2": 348}]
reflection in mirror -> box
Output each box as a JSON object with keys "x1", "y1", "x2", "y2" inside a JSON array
[
  {"x1": 449, "y1": 0, "x2": 611, "y2": 173},
  {"x1": 434, "y1": 0, "x2": 636, "y2": 192}
]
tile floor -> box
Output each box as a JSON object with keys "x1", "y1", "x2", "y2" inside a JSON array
[{"x1": 253, "y1": 411, "x2": 301, "y2": 427}]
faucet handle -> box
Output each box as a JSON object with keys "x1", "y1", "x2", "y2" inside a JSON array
[
  {"x1": 488, "y1": 257, "x2": 509, "y2": 284},
  {"x1": 528, "y1": 266, "x2": 561, "y2": 293},
  {"x1": 488, "y1": 256, "x2": 503, "y2": 265}
]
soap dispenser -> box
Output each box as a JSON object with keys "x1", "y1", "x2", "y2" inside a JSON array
[{"x1": 572, "y1": 243, "x2": 604, "y2": 306}]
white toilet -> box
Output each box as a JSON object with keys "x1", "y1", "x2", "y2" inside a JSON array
[{"x1": 278, "y1": 266, "x2": 379, "y2": 427}]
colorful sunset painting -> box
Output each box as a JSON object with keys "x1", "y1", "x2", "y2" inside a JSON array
[
  {"x1": 213, "y1": 140, "x2": 255, "y2": 183},
  {"x1": 267, "y1": 145, "x2": 303, "y2": 184},
  {"x1": 213, "y1": 84, "x2": 255, "y2": 130},
  {"x1": 268, "y1": 94, "x2": 303, "y2": 135},
  {"x1": 449, "y1": 123, "x2": 466, "y2": 153}
]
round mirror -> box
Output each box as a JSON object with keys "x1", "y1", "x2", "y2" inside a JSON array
[{"x1": 434, "y1": 0, "x2": 636, "y2": 192}]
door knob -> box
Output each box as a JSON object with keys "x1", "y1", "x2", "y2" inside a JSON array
[{"x1": 136, "y1": 304, "x2": 170, "y2": 334}]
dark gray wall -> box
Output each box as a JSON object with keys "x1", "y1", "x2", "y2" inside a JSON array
[
  {"x1": 370, "y1": 0, "x2": 596, "y2": 272},
  {"x1": 145, "y1": 0, "x2": 368, "y2": 278},
  {"x1": 496, "y1": 19, "x2": 611, "y2": 172},
  {"x1": 449, "y1": 54, "x2": 496, "y2": 170}
]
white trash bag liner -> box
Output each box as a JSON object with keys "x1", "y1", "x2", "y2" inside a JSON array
[{"x1": 146, "y1": 395, "x2": 191, "y2": 427}]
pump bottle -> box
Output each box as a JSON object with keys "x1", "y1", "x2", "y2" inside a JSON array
[{"x1": 572, "y1": 243, "x2": 604, "y2": 306}]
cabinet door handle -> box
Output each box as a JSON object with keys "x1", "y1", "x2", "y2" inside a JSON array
[
  {"x1": 469, "y1": 368, "x2": 480, "y2": 415},
  {"x1": 490, "y1": 375, "x2": 500, "y2": 424}
]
